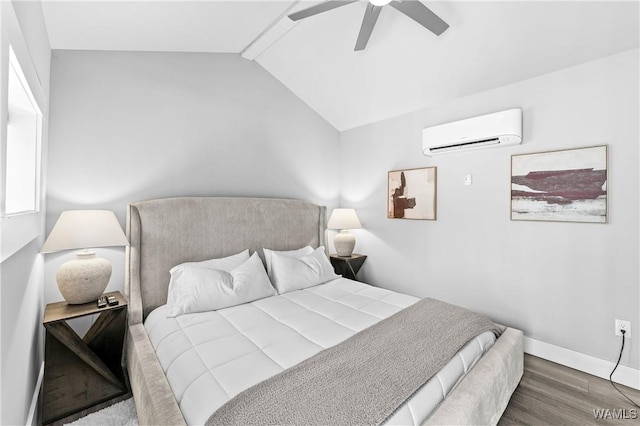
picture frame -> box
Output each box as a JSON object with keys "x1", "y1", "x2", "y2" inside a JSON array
[
  {"x1": 388, "y1": 167, "x2": 437, "y2": 220},
  {"x1": 511, "y1": 145, "x2": 608, "y2": 223}
]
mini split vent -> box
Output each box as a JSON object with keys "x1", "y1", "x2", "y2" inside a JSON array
[{"x1": 422, "y1": 109, "x2": 522, "y2": 156}]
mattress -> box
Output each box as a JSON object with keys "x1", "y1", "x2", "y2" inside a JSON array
[{"x1": 144, "y1": 278, "x2": 496, "y2": 425}]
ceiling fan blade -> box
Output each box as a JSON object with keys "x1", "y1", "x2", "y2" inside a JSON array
[
  {"x1": 288, "y1": 1, "x2": 359, "y2": 21},
  {"x1": 355, "y1": 4, "x2": 383, "y2": 51},
  {"x1": 390, "y1": 1, "x2": 449, "y2": 36}
]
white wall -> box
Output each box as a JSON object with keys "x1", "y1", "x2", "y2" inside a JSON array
[
  {"x1": 0, "y1": 1, "x2": 50, "y2": 425},
  {"x1": 46, "y1": 50, "x2": 340, "y2": 304},
  {"x1": 339, "y1": 50, "x2": 639, "y2": 371}
]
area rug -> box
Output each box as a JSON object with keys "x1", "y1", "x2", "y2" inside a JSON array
[{"x1": 66, "y1": 398, "x2": 138, "y2": 426}]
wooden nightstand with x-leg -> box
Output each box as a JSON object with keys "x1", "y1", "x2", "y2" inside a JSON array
[
  {"x1": 330, "y1": 254, "x2": 367, "y2": 281},
  {"x1": 42, "y1": 291, "x2": 130, "y2": 425}
]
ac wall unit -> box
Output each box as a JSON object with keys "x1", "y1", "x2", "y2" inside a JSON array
[{"x1": 422, "y1": 108, "x2": 522, "y2": 156}]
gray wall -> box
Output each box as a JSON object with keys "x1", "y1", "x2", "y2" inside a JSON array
[
  {"x1": 46, "y1": 50, "x2": 340, "y2": 303},
  {"x1": 339, "y1": 49, "x2": 639, "y2": 369},
  {"x1": 0, "y1": 1, "x2": 51, "y2": 425}
]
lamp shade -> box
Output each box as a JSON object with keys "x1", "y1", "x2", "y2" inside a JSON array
[
  {"x1": 41, "y1": 210, "x2": 128, "y2": 253},
  {"x1": 327, "y1": 208, "x2": 362, "y2": 230}
]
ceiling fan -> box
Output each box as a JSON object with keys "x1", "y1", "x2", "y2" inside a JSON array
[{"x1": 288, "y1": 0, "x2": 449, "y2": 51}]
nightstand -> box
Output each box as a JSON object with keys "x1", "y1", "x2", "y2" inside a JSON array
[
  {"x1": 42, "y1": 291, "x2": 130, "y2": 425},
  {"x1": 330, "y1": 254, "x2": 367, "y2": 281}
]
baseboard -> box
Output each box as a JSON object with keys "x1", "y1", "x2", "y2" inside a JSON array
[
  {"x1": 26, "y1": 362, "x2": 44, "y2": 426},
  {"x1": 524, "y1": 337, "x2": 640, "y2": 390}
]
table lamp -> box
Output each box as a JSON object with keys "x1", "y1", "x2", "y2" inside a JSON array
[
  {"x1": 41, "y1": 210, "x2": 128, "y2": 304},
  {"x1": 327, "y1": 208, "x2": 362, "y2": 257}
]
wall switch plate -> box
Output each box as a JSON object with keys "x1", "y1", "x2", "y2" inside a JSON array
[
  {"x1": 615, "y1": 319, "x2": 631, "y2": 338},
  {"x1": 464, "y1": 174, "x2": 472, "y2": 186}
]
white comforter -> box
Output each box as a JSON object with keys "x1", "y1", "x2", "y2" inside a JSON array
[{"x1": 145, "y1": 279, "x2": 495, "y2": 425}]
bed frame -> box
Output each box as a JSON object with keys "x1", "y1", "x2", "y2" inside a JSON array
[{"x1": 125, "y1": 197, "x2": 523, "y2": 425}]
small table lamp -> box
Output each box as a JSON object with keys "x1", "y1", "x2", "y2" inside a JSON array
[
  {"x1": 41, "y1": 210, "x2": 128, "y2": 304},
  {"x1": 327, "y1": 208, "x2": 362, "y2": 257}
]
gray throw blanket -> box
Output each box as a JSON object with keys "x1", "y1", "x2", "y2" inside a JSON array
[{"x1": 206, "y1": 298, "x2": 502, "y2": 426}]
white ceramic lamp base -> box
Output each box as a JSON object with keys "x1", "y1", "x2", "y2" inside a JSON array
[
  {"x1": 56, "y1": 251, "x2": 112, "y2": 304},
  {"x1": 334, "y1": 230, "x2": 356, "y2": 257}
]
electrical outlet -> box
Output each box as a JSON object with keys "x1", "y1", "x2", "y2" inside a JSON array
[{"x1": 615, "y1": 319, "x2": 631, "y2": 338}]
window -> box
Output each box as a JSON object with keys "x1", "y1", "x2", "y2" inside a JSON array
[{"x1": 4, "y1": 46, "x2": 42, "y2": 216}]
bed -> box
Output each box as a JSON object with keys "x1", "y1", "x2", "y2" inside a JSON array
[{"x1": 125, "y1": 197, "x2": 523, "y2": 425}]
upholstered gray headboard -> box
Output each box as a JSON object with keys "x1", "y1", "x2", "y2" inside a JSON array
[{"x1": 125, "y1": 197, "x2": 327, "y2": 322}]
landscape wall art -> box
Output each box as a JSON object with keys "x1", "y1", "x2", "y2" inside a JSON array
[
  {"x1": 511, "y1": 145, "x2": 608, "y2": 223},
  {"x1": 388, "y1": 167, "x2": 437, "y2": 220}
]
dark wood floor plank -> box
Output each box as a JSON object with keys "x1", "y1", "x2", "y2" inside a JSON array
[
  {"x1": 589, "y1": 374, "x2": 640, "y2": 401},
  {"x1": 523, "y1": 354, "x2": 590, "y2": 392},
  {"x1": 499, "y1": 355, "x2": 640, "y2": 426}
]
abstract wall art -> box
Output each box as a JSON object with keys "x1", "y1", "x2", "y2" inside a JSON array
[
  {"x1": 388, "y1": 167, "x2": 437, "y2": 220},
  {"x1": 511, "y1": 145, "x2": 608, "y2": 223}
]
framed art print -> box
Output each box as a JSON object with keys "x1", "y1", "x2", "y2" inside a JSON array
[
  {"x1": 388, "y1": 167, "x2": 437, "y2": 220},
  {"x1": 511, "y1": 145, "x2": 607, "y2": 223}
]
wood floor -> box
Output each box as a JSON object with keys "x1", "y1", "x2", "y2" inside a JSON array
[{"x1": 499, "y1": 354, "x2": 640, "y2": 425}]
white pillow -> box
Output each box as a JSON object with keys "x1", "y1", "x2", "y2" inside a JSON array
[
  {"x1": 174, "y1": 249, "x2": 250, "y2": 272},
  {"x1": 270, "y1": 246, "x2": 339, "y2": 294},
  {"x1": 166, "y1": 249, "x2": 249, "y2": 311},
  {"x1": 263, "y1": 246, "x2": 314, "y2": 281},
  {"x1": 167, "y1": 252, "x2": 276, "y2": 317}
]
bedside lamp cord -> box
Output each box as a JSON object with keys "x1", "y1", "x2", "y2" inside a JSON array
[{"x1": 609, "y1": 330, "x2": 640, "y2": 408}]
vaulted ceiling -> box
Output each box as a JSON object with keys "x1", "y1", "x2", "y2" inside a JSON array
[{"x1": 41, "y1": 1, "x2": 640, "y2": 131}]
